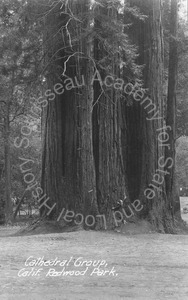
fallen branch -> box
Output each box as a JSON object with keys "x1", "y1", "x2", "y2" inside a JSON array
[{"x1": 13, "y1": 190, "x2": 27, "y2": 220}]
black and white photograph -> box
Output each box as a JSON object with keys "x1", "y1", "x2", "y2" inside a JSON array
[{"x1": 0, "y1": 0, "x2": 188, "y2": 299}]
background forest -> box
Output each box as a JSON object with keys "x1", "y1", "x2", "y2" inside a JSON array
[{"x1": 0, "y1": 0, "x2": 188, "y2": 233}]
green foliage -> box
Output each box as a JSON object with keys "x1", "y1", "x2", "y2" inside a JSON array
[
  {"x1": 0, "y1": 0, "x2": 43, "y2": 209},
  {"x1": 0, "y1": 116, "x2": 41, "y2": 200},
  {"x1": 91, "y1": 0, "x2": 145, "y2": 79},
  {"x1": 39, "y1": 0, "x2": 143, "y2": 83}
]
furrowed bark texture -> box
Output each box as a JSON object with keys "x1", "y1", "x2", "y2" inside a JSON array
[
  {"x1": 128, "y1": 0, "x2": 174, "y2": 232},
  {"x1": 92, "y1": 4, "x2": 129, "y2": 228},
  {"x1": 42, "y1": 0, "x2": 99, "y2": 225}
]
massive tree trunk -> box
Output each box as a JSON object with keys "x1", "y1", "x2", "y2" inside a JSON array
[
  {"x1": 165, "y1": 0, "x2": 180, "y2": 219},
  {"x1": 127, "y1": 0, "x2": 174, "y2": 232},
  {"x1": 42, "y1": 0, "x2": 99, "y2": 226},
  {"x1": 92, "y1": 4, "x2": 129, "y2": 228},
  {"x1": 41, "y1": 0, "x2": 179, "y2": 232}
]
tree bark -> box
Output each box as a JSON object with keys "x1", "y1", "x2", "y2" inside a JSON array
[
  {"x1": 42, "y1": 0, "x2": 99, "y2": 226},
  {"x1": 165, "y1": 0, "x2": 180, "y2": 219},
  {"x1": 128, "y1": 0, "x2": 174, "y2": 232},
  {"x1": 93, "y1": 4, "x2": 129, "y2": 228}
]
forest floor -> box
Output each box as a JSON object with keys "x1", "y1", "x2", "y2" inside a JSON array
[{"x1": 0, "y1": 198, "x2": 188, "y2": 300}]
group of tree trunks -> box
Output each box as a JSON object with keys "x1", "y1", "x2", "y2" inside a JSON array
[{"x1": 41, "y1": 0, "x2": 180, "y2": 232}]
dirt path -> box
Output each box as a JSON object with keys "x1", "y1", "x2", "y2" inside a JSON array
[{"x1": 0, "y1": 227, "x2": 188, "y2": 300}]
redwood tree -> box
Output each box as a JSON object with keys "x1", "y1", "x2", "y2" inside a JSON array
[
  {"x1": 40, "y1": 0, "x2": 180, "y2": 232},
  {"x1": 127, "y1": 0, "x2": 177, "y2": 232},
  {"x1": 42, "y1": 0, "x2": 99, "y2": 224},
  {"x1": 165, "y1": 0, "x2": 180, "y2": 218}
]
